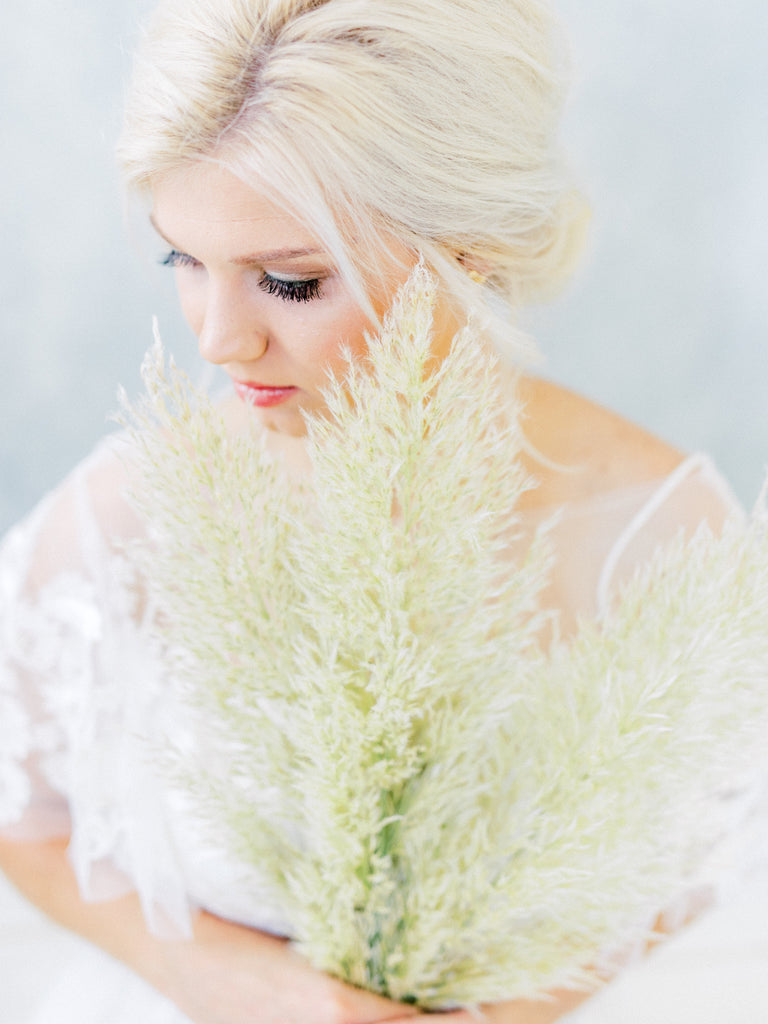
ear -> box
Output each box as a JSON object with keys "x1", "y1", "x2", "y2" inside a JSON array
[{"x1": 456, "y1": 251, "x2": 491, "y2": 285}]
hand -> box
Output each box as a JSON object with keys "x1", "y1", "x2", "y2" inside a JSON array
[
  {"x1": 376, "y1": 988, "x2": 591, "y2": 1024},
  {"x1": 374, "y1": 1014, "x2": 474, "y2": 1024},
  {"x1": 158, "y1": 910, "x2": 594, "y2": 1024},
  {"x1": 466, "y1": 992, "x2": 588, "y2": 1024},
  {"x1": 157, "y1": 909, "x2": 427, "y2": 1024},
  {"x1": 371, "y1": 989, "x2": 587, "y2": 1024},
  {"x1": 0, "y1": 838, "x2": 586, "y2": 1024}
]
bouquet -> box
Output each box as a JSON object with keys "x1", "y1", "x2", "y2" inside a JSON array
[{"x1": 123, "y1": 265, "x2": 768, "y2": 1008}]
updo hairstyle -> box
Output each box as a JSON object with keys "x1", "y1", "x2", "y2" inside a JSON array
[{"x1": 119, "y1": 0, "x2": 586, "y2": 358}]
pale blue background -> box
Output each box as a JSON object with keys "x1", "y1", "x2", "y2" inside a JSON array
[{"x1": 1, "y1": 1, "x2": 766, "y2": 533}]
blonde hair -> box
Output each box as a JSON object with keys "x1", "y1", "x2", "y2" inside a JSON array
[{"x1": 119, "y1": 0, "x2": 586, "y2": 358}]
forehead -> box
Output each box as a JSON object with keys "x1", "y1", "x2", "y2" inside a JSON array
[{"x1": 150, "y1": 161, "x2": 324, "y2": 256}]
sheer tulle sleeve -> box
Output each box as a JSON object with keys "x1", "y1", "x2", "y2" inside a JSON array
[
  {"x1": 520, "y1": 454, "x2": 767, "y2": 908},
  {"x1": 0, "y1": 436, "x2": 194, "y2": 937},
  {"x1": 596, "y1": 453, "x2": 745, "y2": 616},
  {"x1": 591, "y1": 455, "x2": 767, "y2": 911},
  {"x1": 519, "y1": 452, "x2": 745, "y2": 636}
]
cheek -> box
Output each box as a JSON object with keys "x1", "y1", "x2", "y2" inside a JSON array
[
  {"x1": 323, "y1": 307, "x2": 374, "y2": 370},
  {"x1": 286, "y1": 301, "x2": 374, "y2": 373}
]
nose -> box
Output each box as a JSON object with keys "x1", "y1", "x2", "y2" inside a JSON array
[{"x1": 197, "y1": 278, "x2": 268, "y2": 366}]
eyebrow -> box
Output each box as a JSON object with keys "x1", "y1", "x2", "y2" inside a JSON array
[{"x1": 149, "y1": 214, "x2": 325, "y2": 264}]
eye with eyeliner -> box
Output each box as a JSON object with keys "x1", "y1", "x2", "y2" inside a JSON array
[
  {"x1": 159, "y1": 250, "x2": 323, "y2": 303},
  {"x1": 259, "y1": 274, "x2": 322, "y2": 303}
]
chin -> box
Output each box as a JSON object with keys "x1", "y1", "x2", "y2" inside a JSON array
[{"x1": 259, "y1": 408, "x2": 309, "y2": 438}]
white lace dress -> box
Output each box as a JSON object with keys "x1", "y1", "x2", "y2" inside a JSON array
[{"x1": 1, "y1": 435, "x2": 766, "y2": 1024}]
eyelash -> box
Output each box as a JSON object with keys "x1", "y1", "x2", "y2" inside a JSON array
[
  {"x1": 259, "y1": 275, "x2": 322, "y2": 304},
  {"x1": 159, "y1": 250, "x2": 323, "y2": 304}
]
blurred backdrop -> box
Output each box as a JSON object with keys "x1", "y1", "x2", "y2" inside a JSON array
[{"x1": 1, "y1": 0, "x2": 766, "y2": 533}]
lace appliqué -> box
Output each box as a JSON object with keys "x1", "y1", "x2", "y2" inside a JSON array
[{"x1": 0, "y1": 518, "x2": 193, "y2": 935}]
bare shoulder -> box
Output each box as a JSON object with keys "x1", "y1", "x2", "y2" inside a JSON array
[{"x1": 513, "y1": 374, "x2": 684, "y2": 509}]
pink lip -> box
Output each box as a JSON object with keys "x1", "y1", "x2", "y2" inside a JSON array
[{"x1": 233, "y1": 380, "x2": 298, "y2": 409}]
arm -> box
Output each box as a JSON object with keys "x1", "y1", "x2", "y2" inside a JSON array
[
  {"x1": 0, "y1": 835, "x2": 593, "y2": 1024},
  {"x1": 0, "y1": 835, "x2": 420, "y2": 1024}
]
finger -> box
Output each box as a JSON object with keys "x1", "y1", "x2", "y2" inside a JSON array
[{"x1": 383, "y1": 1013, "x2": 478, "y2": 1023}]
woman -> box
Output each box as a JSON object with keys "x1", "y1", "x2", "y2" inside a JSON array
[{"x1": 0, "y1": 1, "x2": 762, "y2": 1022}]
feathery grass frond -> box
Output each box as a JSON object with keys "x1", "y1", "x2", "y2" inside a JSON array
[{"x1": 123, "y1": 269, "x2": 768, "y2": 1008}]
